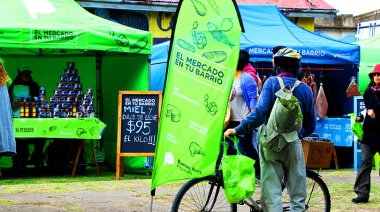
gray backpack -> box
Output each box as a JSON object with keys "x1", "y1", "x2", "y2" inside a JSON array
[{"x1": 258, "y1": 77, "x2": 303, "y2": 152}]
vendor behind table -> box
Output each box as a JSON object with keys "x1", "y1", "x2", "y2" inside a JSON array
[{"x1": 8, "y1": 65, "x2": 46, "y2": 174}]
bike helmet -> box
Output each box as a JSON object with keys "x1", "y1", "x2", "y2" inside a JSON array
[{"x1": 274, "y1": 48, "x2": 301, "y2": 69}]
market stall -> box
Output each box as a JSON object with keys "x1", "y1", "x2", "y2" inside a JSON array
[{"x1": 0, "y1": 0, "x2": 152, "y2": 173}]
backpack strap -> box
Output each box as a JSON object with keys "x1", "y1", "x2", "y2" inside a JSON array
[
  {"x1": 277, "y1": 77, "x2": 285, "y2": 89},
  {"x1": 277, "y1": 77, "x2": 301, "y2": 92},
  {"x1": 291, "y1": 80, "x2": 301, "y2": 92}
]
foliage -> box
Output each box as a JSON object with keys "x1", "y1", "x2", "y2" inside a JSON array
[{"x1": 278, "y1": 95, "x2": 303, "y2": 121}]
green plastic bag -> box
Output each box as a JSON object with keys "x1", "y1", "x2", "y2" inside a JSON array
[
  {"x1": 348, "y1": 113, "x2": 363, "y2": 141},
  {"x1": 222, "y1": 136, "x2": 256, "y2": 203}
]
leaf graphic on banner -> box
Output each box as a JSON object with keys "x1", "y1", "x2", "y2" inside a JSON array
[
  {"x1": 207, "y1": 0, "x2": 219, "y2": 15},
  {"x1": 177, "y1": 39, "x2": 196, "y2": 53},
  {"x1": 204, "y1": 94, "x2": 218, "y2": 116},
  {"x1": 129, "y1": 37, "x2": 148, "y2": 53},
  {"x1": 191, "y1": 0, "x2": 207, "y2": 16},
  {"x1": 221, "y1": 18, "x2": 233, "y2": 32},
  {"x1": 207, "y1": 22, "x2": 235, "y2": 49},
  {"x1": 192, "y1": 21, "x2": 207, "y2": 50},
  {"x1": 189, "y1": 142, "x2": 205, "y2": 157},
  {"x1": 202, "y1": 51, "x2": 227, "y2": 63}
]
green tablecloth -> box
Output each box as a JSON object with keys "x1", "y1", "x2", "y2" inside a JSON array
[{"x1": 13, "y1": 118, "x2": 106, "y2": 139}]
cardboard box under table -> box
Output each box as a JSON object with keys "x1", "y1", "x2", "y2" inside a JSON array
[{"x1": 302, "y1": 139, "x2": 334, "y2": 169}]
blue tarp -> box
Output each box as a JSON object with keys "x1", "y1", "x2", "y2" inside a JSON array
[
  {"x1": 150, "y1": 5, "x2": 360, "y2": 91},
  {"x1": 150, "y1": 41, "x2": 170, "y2": 91},
  {"x1": 239, "y1": 4, "x2": 360, "y2": 65}
]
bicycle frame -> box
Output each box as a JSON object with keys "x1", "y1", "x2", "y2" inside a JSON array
[{"x1": 172, "y1": 140, "x2": 331, "y2": 212}]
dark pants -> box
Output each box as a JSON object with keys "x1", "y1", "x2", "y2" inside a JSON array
[
  {"x1": 354, "y1": 143, "x2": 380, "y2": 199},
  {"x1": 12, "y1": 138, "x2": 46, "y2": 170}
]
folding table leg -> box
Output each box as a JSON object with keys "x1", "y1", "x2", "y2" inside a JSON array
[
  {"x1": 90, "y1": 140, "x2": 100, "y2": 177},
  {"x1": 71, "y1": 140, "x2": 84, "y2": 177},
  {"x1": 332, "y1": 147, "x2": 339, "y2": 169}
]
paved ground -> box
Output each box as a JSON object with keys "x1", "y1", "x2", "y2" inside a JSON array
[{"x1": 0, "y1": 167, "x2": 380, "y2": 212}]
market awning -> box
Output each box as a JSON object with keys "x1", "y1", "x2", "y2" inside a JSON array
[{"x1": 0, "y1": 0, "x2": 152, "y2": 55}]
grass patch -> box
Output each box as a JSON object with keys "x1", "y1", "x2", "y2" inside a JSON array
[
  {"x1": 0, "y1": 199, "x2": 20, "y2": 206},
  {"x1": 62, "y1": 202, "x2": 84, "y2": 211}
]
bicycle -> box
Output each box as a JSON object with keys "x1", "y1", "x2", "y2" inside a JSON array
[{"x1": 171, "y1": 141, "x2": 331, "y2": 211}]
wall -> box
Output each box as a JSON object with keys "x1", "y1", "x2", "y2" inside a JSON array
[
  {"x1": 315, "y1": 15, "x2": 356, "y2": 40},
  {"x1": 149, "y1": 11, "x2": 174, "y2": 44}
]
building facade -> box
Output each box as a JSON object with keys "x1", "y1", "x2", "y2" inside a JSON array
[{"x1": 75, "y1": 0, "x2": 338, "y2": 44}]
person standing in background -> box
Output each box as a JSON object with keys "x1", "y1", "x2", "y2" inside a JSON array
[
  {"x1": 241, "y1": 51, "x2": 262, "y2": 95},
  {"x1": 0, "y1": 60, "x2": 17, "y2": 177},
  {"x1": 227, "y1": 49, "x2": 260, "y2": 178},
  {"x1": 225, "y1": 48, "x2": 316, "y2": 211},
  {"x1": 8, "y1": 66, "x2": 45, "y2": 174},
  {"x1": 352, "y1": 64, "x2": 380, "y2": 204}
]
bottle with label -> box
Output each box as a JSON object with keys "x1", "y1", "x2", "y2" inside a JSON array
[
  {"x1": 39, "y1": 86, "x2": 46, "y2": 99},
  {"x1": 25, "y1": 98, "x2": 30, "y2": 118},
  {"x1": 53, "y1": 106, "x2": 60, "y2": 119},
  {"x1": 46, "y1": 108, "x2": 52, "y2": 118},
  {"x1": 72, "y1": 102, "x2": 77, "y2": 117},
  {"x1": 31, "y1": 100, "x2": 37, "y2": 118},
  {"x1": 20, "y1": 98, "x2": 25, "y2": 118}
]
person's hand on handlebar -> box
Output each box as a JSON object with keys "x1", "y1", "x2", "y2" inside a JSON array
[{"x1": 224, "y1": 128, "x2": 236, "y2": 139}]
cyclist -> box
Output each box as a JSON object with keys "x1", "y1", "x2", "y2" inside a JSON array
[{"x1": 225, "y1": 48, "x2": 316, "y2": 211}]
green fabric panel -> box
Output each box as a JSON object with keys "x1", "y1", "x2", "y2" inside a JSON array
[
  {"x1": 0, "y1": 0, "x2": 151, "y2": 55},
  {"x1": 101, "y1": 55, "x2": 149, "y2": 170}
]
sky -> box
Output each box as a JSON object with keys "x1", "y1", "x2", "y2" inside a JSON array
[{"x1": 324, "y1": 0, "x2": 380, "y2": 16}]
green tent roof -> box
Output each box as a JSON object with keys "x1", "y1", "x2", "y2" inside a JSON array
[
  {"x1": 0, "y1": 0, "x2": 152, "y2": 55},
  {"x1": 355, "y1": 34, "x2": 380, "y2": 93}
]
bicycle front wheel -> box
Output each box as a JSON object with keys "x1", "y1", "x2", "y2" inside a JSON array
[{"x1": 171, "y1": 175, "x2": 237, "y2": 212}]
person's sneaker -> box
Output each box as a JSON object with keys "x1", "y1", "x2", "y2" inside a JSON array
[{"x1": 351, "y1": 196, "x2": 368, "y2": 203}]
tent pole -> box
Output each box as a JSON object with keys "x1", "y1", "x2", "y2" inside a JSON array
[{"x1": 96, "y1": 52, "x2": 103, "y2": 151}]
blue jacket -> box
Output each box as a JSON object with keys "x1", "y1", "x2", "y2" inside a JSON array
[
  {"x1": 0, "y1": 85, "x2": 16, "y2": 157},
  {"x1": 239, "y1": 72, "x2": 257, "y2": 110},
  {"x1": 236, "y1": 76, "x2": 316, "y2": 139}
]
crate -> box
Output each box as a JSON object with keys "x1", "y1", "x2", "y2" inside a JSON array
[{"x1": 302, "y1": 139, "x2": 334, "y2": 169}]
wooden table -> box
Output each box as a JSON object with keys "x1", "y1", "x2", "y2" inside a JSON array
[{"x1": 13, "y1": 118, "x2": 107, "y2": 177}]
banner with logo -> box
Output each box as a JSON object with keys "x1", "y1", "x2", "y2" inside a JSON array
[{"x1": 151, "y1": 0, "x2": 243, "y2": 190}]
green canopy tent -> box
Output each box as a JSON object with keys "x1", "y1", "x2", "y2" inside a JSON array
[
  {"x1": 355, "y1": 34, "x2": 380, "y2": 93},
  {"x1": 0, "y1": 0, "x2": 152, "y2": 173}
]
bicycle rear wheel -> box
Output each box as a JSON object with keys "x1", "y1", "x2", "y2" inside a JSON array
[
  {"x1": 171, "y1": 174, "x2": 237, "y2": 212},
  {"x1": 281, "y1": 170, "x2": 331, "y2": 211},
  {"x1": 304, "y1": 170, "x2": 331, "y2": 212}
]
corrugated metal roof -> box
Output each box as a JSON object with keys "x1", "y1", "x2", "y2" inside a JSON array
[
  {"x1": 76, "y1": 0, "x2": 338, "y2": 16},
  {"x1": 147, "y1": 0, "x2": 336, "y2": 11}
]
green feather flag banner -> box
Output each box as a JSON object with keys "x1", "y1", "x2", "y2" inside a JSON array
[{"x1": 151, "y1": 0, "x2": 243, "y2": 191}]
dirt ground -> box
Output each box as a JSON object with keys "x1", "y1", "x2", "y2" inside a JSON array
[{"x1": 0, "y1": 168, "x2": 380, "y2": 212}]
